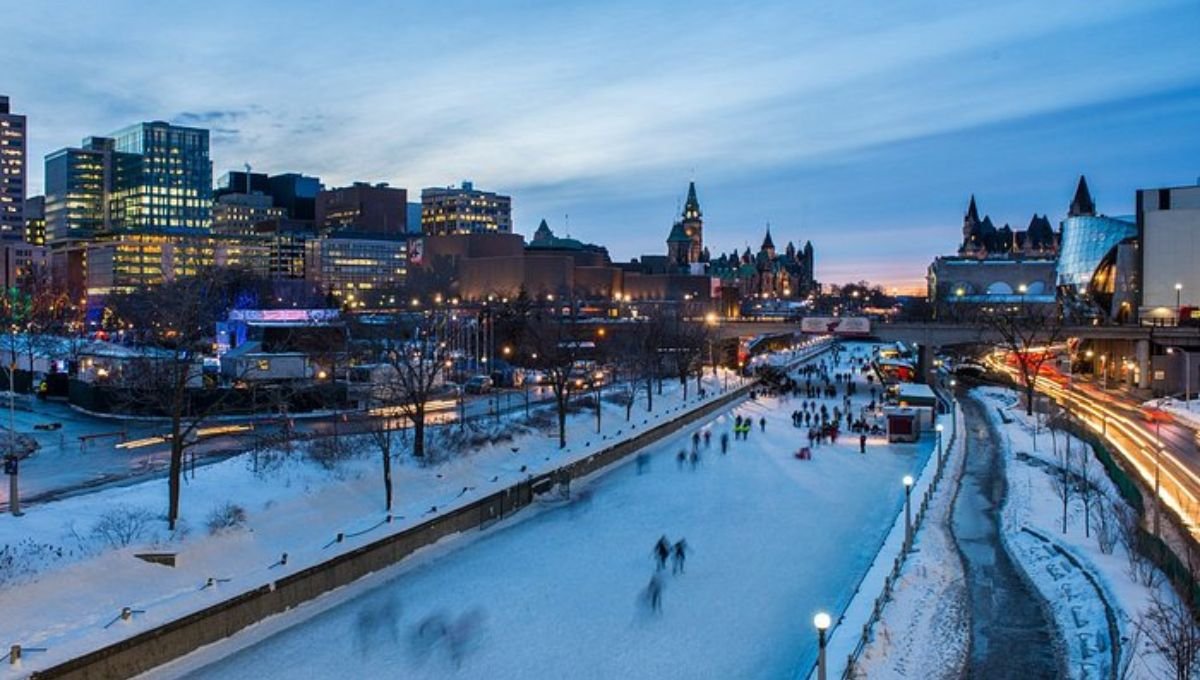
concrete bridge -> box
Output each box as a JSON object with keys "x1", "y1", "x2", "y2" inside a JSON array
[{"x1": 713, "y1": 320, "x2": 1200, "y2": 392}]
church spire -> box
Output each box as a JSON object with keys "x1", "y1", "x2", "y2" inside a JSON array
[
  {"x1": 966, "y1": 194, "x2": 980, "y2": 223},
  {"x1": 1068, "y1": 175, "x2": 1096, "y2": 217},
  {"x1": 683, "y1": 181, "x2": 701, "y2": 220},
  {"x1": 761, "y1": 224, "x2": 775, "y2": 252}
]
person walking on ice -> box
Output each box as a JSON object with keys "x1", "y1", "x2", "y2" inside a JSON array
[
  {"x1": 646, "y1": 573, "x2": 664, "y2": 613},
  {"x1": 759, "y1": 417, "x2": 766, "y2": 432},
  {"x1": 654, "y1": 536, "x2": 671, "y2": 571},
  {"x1": 672, "y1": 538, "x2": 688, "y2": 574}
]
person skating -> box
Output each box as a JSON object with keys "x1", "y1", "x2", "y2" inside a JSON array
[
  {"x1": 720, "y1": 432, "x2": 729, "y2": 454},
  {"x1": 759, "y1": 417, "x2": 766, "y2": 432},
  {"x1": 703, "y1": 430, "x2": 712, "y2": 448},
  {"x1": 676, "y1": 450, "x2": 687, "y2": 470},
  {"x1": 647, "y1": 573, "x2": 664, "y2": 613},
  {"x1": 692, "y1": 431, "x2": 701, "y2": 453},
  {"x1": 672, "y1": 539, "x2": 688, "y2": 574},
  {"x1": 654, "y1": 536, "x2": 671, "y2": 570},
  {"x1": 859, "y1": 433, "x2": 867, "y2": 454}
]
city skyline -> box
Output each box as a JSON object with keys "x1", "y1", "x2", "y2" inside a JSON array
[{"x1": 5, "y1": 0, "x2": 1200, "y2": 291}]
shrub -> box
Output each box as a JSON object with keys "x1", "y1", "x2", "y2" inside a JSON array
[
  {"x1": 206, "y1": 502, "x2": 248, "y2": 535},
  {"x1": 91, "y1": 505, "x2": 155, "y2": 549}
]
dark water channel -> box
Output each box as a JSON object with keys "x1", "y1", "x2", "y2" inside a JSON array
[{"x1": 952, "y1": 395, "x2": 1061, "y2": 679}]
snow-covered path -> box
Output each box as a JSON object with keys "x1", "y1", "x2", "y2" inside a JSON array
[{"x1": 161, "y1": 357, "x2": 932, "y2": 680}]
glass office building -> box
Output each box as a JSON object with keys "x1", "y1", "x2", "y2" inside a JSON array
[
  {"x1": 108, "y1": 122, "x2": 212, "y2": 232},
  {"x1": 1057, "y1": 214, "x2": 1136, "y2": 289},
  {"x1": 1056, "y1": 213, "x2": 1137, "y2": 319}
]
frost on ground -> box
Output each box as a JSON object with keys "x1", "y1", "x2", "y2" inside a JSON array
[
  {"x1": 976, "y1": 386, "x2": 1183, "y2": 680},
  {"x1": 853, "y1": 403, "x2": 969, "y2": 680},
  {"x1": 141, "y1": 342, "x2": 933, "y2": 680}
]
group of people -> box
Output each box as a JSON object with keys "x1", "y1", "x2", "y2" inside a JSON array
[
  {"x1": 646, "y1": 535, "x2": 689, "y2": 613},
  {"x1": 732, "y1": 414, "x2": 762, "y2": 440}
]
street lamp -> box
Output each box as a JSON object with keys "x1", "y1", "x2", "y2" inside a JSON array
[
  {"x1": 1176, "y1": 282, "x2": 1183, "y2": 323},
  {"x1": 813, "y1": 612, "x2": 832, "y2": 680},
  {"x1": 935, "y1": 423, "x2": 944, "y2": 468},
  {"x1": 1166, "y1": 346, "x2": 1192, "y2": 410},
  {"x1": 903, "y1": 475, "x2": 915, "y2": 548}
]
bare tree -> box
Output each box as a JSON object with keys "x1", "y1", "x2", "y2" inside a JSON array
[
  {"x1": 521, "y1": 303, "x2": 585, "y2": 449},
  {"x1": 1092, "y1": 491, "x2": 1119, "y2": 555},
  {"x1": 106, "y1": 270, "x2": 259, "y2": 530},
  {"x1": 1047, "y1": 407, "x2": 1073, "y2": 534},
  {"x1": 660, "y1": 308, "x2": 708, "y2": 401},
  {"x1": 359, "y1": 312, "x2": 451, "y2": 461},
  {"x1": 973, "y1": 301, "x2": 1067, "y2": 416},
  {"x1": 1139, "y1": 590, "x2": 1200, "y2": 680},
  {"x1": 366, "y1": 418, "x2": 398, "y2": 511}
]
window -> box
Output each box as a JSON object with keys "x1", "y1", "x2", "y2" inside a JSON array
[{"x1": 257, "y1": 359, "x2": 271, "y2": 371}]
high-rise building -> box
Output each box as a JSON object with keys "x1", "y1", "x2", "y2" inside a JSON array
[
  {"x1": 267, "y1": 173, "x2": 322, "y2": 222},
  {"x1": 215, "y1": 170, "x2": 271, "y2": 198},
  {"x1": 212, "y1": 192, "x2": 284, "y2": 235},
  {"x1": 44, "y1": 138, "x2": 111, "y2": 244},
  {"x1": 316, "y1": 182, "x2": 407, "y2": 236},
  {"x1": 24, "y1": 195, "x2": 45, "y2": 246},
  {"x1": 0, "y1": 96, "x2": 27, "y2": 239},
  {"x1": 421, "y1": 181, "x2": 512, "y2": 236},
  {"x1": 45, "y1": 121, "x2": 212, "y2": 244},
  {"x1": 107, "y1": 121, "x2": 211, "y2": 232}
]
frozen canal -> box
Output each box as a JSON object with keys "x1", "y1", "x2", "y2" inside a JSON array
[{"x1": 167, "y1": 351, "x2": 932, "y2": 679}]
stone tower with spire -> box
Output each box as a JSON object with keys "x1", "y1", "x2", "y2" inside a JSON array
[
  {"x1": 1068, "y1": 175, "x2": 1096, "y2": 217},
  {"x1": 680, "y1": 181, "x2": 703, "y2": 263}
]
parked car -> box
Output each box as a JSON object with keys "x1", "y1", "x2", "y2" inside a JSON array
[{"x1": 464, "y1": 375, "x2": 493, "y2": 394}]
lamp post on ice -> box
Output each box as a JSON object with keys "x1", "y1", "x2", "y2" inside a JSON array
[{"x1": 813, "y1": 611, "x2": 831, "y2": 680}]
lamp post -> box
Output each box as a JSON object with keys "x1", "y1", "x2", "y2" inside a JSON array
[
  {"x1": 1166, "y1": 346, "x2": 1191, "y2": 410},
  {"x1": 813, "y1": 612, "x2": 831, "y2": 680},
  {"x1": 935, "y1": 423, "x2": 944, "y2": 468},
  {"x1": 1176, "y1": 282, "x2": 1183, "y2": 324},
  {"x1": 903, "y1": 475, "x2": 915, "y2": 548}
]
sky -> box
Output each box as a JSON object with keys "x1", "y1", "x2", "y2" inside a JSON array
[{"x1": 5, "y1": 0, "x2": 1200, "y2": 293}]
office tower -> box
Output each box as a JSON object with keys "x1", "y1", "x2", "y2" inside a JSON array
[
  {"x1": 316, "y1": 182, "x2": 407, "y2": 235},
  {"x1": 0, "y1": 96, "x2": 27, "y2": 239},
  {"x1": 421, "y1": 181, "x2": 511, "y2": 235}
]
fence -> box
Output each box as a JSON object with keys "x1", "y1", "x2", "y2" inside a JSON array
[
  {"x1": 831, "y1": 382, "x2": 961, "y2": 680},
  {"x1": 24, "y1": 342, "x2": 839, "y2": 680}
]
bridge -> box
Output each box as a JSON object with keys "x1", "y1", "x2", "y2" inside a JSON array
[
  {"x1": 712, "y1": 320, "x2": 1200, "y2": 391},
  {"x1": 713, "y1": 320, "x2": 1200, "y2": 346}
]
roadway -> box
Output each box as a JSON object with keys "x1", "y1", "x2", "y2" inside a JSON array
[
  {"x1": 0, "y1": 386, "x2": 568, "y2": 511},
  {"x1": 986, "y1": 356, "x2": 1200, "y2": 539}
]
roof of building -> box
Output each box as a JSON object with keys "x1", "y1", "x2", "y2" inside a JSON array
[
  {"x1": 761, "y1": 227, "x2": 775, "y2": 250},
  {"x1": 683, "y1": 181, "x2": 702, "y2": 218},
  {"x1": 667, "y1": 221, "x2": 692, "y2": 243},
  {"x1": 1069, "y1": 175, "x2": 1096, "y2": 217}
]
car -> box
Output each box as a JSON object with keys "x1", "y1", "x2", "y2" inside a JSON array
[{"x1": 464, "y1": 375, "x2": 493, "y2": 394}]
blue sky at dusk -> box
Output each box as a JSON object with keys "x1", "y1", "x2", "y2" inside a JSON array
[{"x1": 6, "y1": 0, "x2": 1200, "y2": 291}]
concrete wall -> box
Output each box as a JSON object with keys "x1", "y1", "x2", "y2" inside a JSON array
[{"x1": 29, "y1": 367, "x2": 783, "y2": 680}]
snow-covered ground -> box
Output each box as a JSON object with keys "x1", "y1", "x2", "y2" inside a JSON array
[
  {"x1": 129, "y1": 342, "x2": 935, "y2": 680},
  {"x1": 0, "y1": 341, "x2": 847, "y2": 677},
  {"x1": 976, "y1": 386, "x2": 1181, "y2": 680},
  {"x1": 853, "y1": 401, "x2": 969, "y2": 680}
]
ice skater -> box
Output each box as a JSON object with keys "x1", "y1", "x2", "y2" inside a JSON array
[
  {"x1": 676, "y1": 450, "x2": 687, "y2": 470},
  {"x1": 646, "y1": 573, "x2": 664, "y2": 613},
  {"x1": 654, "y1": 535, "x2": 671, "y2": 571},
  {"x1": 720, "y1": 432, "x2": 729, "y2": 454},
  {"x1": 759, "y1": 417, "x2": 766, "y2": 433},
  {"x1": 672, "y1": 538, "x2": 688, "y2": 574},
  {"x1": 859, "y1": 433, "x2": 867, "y2": 454}
]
